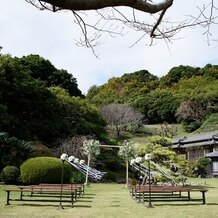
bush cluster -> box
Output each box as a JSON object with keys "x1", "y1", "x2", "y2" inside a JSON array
[
  {"x1": 20, "y1": 157, "x2": 72, "y2": 184},
  {"x1": 0, "y1": 166, "x2": 20, "y2": 184}
]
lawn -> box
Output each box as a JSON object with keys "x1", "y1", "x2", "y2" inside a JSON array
[{"x1": 0, "y1": 178, "x2": 218, "y2": 218}]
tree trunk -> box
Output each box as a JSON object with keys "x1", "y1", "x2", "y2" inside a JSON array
[{"x1": 116, "y1": 125, "x2": 120, "y2": 137}]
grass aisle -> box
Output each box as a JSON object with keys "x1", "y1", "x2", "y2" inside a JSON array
[{"x1": 0, "y1": 180, "x2": 218, "y2": 218}]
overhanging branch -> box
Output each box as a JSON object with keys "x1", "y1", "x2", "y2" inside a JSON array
[
  {"x1": 24, "y1": 0, "x2": 218, "y2": 55},
  {"x1": 26, "y1": 0, "x2": 174, "y2": 13}
]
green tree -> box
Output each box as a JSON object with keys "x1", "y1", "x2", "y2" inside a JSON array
[
  {"x1": 143, "y1": 90, "x2": 179, "y2": 123},
  {"x1": 160, "y1": 65, "x2": 200, "y2": 87},
  {"x1": 139, "y1": 136, "x2": 175, "y2": 165},
  {"x1": 86, "y1": 85, "x2": 100, "y2": 99},
  {"x1": 50, "y1": 86, "x2": 106, "y2": 138},
  {"x1": 17, "y1": 54, "x2": 83, "y2": 97},
  {"x1": 0, "y1": 54, "x2": 105, "y2": 145}
]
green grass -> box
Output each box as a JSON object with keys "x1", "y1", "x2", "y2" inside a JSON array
[
  {"x1": 125, "y1": 124, "x2": 187, "y2": 146},
  {"x1": 1, "y1": 178, "x2": 218, "y2": 218},
  {"x1": 107, "y1": 113, "x2": 218, "y2": 146},
  {"x1": 194, "y1": 113, "x2": 218, "y2": 133}
]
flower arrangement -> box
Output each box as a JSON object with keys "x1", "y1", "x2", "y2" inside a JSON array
[
  {"x1": 82, "y1": 139, "x2": 100, "y2": 156},
  {"x1": 118, "y1": 140, "x2": 136, "y2": 159},
  {"x1": 82, "y1": 139, "x2": 101, "y2": 185},
  {"x1": 60, "y1": 153, "x2": 68, "y2": 161}
]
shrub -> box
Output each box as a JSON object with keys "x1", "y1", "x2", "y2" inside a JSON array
[
  {"x1": 176, "y1": 157, "x2": 194, "y2": 176},
  {"x1": 20, "y1": 157, "x2": 72, "y2": 184},
  {"x1": 0, "y1": 166, "x2": 20, "y2": 184},
  {"x1": 71, "y1": 169, "x2": 85, "y2": 183},
  {"x1": 192, "y1": 157, "x2": 211, "y2": 178},
  {"x1": 183, "y1": 121, "x2": 202, "y2": 132},
  {"x1": 103, "y1": 171, "x2": 117, "y2": 182}
]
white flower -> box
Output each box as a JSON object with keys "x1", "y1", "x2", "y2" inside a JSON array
[
  {"x1": 79, "y1": 160, "x2": 85, "y2": 165},
  {"x1": 135, "y1": 156, "x2": 142, "y2": 163},
  {"x1": 130, "y1": 159, "x2": 135, "y2": 165},
  {"x1": 68, "y1": 156, "x2": 75, "y2": 162},
  {"x1": 74, "y1": 158, "x2": 79, "y2": 163},
  {"x1": 60, "y1": 153, "x2": 68, "y2": 161},
  {"x1": 82, "y1": 139, "x2": 101, "y2": 156}
]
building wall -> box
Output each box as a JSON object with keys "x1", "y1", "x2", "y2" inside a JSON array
[{"x1": 186, "y1": 146, "x2": 211, "y2": 161}]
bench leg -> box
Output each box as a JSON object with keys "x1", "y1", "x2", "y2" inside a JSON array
[
  {"x1": 142, "y1": 193, "x2": 145, "y2": 205},
  {"x1": 82, "y1": 185, "x2": 84, "y2": 194},
  {"x1": 187, "y1": 191, "x2": 190, "y2": 201},
  {"x1": 74, "y1": 191, "x2": 77, "y2": 202},
  {"x1": 201, "y1": 191, "x2": 206, "y2": 205},
  {"x1": 71, "y1": 193, "x2": 74, "y2": 208},
  {"x1": 20, "y1": 191, "x2": 23, "y2": 200},
  {"x1": 6, "y1": 191, "x2": 10, "y2": 205},
  {"x1": 131, "y1": 188, "x2": 134, "y2": 198},
  {"x1": 137, "y1": 192, "x2": 141, "y2": 203}
]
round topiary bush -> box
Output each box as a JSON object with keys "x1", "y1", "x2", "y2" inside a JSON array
[
  {"x1": 20, "y1": 157, "x2": 72, "y2": 184},
  {"x1": 1, "y1": 166, "x2": 20, "y2": 184}
]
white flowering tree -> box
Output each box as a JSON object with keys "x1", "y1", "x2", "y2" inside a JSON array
[
  {"x1": 83, "y1": 139, "x2": 101, "y2": 185},
  {"x1": 118, "y1": 140, "x2": 136, "y2": 188}
]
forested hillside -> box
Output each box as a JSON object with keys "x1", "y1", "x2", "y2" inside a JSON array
[
  {"x1": 87, "y1": 65, "x2": 218, "y2": 132},
  {"x1": 1, "y1": 53, "x2": 217, "y2": 148},
  {"x1": 0, "y1": 54, "x2": 106, "y2": 146}
]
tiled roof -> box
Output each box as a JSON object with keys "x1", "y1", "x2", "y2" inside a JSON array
[{"x1": 172, "y1": 130, "x2": 218, "y2": 149}]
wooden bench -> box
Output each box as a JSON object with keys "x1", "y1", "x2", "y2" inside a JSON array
[
  {"x1": 4, "y1": 184, "x2": 84, "y2": 207},
  {"x1": 130, "y1": 185, "x2": 208, "y2": 205},
  {"x1": 39, "y1": 183, "x2": 85, "y2": 196}
]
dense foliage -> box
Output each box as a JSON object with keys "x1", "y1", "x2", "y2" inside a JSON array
[
  {"x1": 0, "y1": 54, "x2": 106, "y2": 146},
  {"x1": 192, "y1": 157, "x2": 211, "y2": 178},
  {"x1": 87, "y1": 65, "x2": 218, "y2": 130},
  {"x1": 0, "y1": 132, "x2": 34, "y2": 171},
  {"x1": 139, "y1": 136, "x2": 175, "y2": 165},
  {"x1": 16, "y1": 54, "x2": 83, "y2": 97}
]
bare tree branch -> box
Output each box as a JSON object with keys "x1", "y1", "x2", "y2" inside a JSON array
[
  {"x1": 24, "y1": 0, "x2": 218, "y2": 55},
  {"x1": 150, "y1": 8, "x2": 168, "y2": 38},
  {"x1": 25, "y1": 0, "x2": 174, "y2": 13}
]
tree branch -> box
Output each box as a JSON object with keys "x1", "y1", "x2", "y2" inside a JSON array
[
  {"x1": 25, "y1": 0, "x2": 218, "y2": 55},
  {"x1": 26, "y1": 0, "x2": 174, "y2": 13},
  {"x1": 150, "y1": 8, "x2": 168, "y2": 38}
]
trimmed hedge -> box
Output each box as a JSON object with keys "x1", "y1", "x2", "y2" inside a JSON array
[
  {"x1": 20, "y1": 157, "x2": 72, "y2": 184},
  {"x1": 0, "y1": 166, "x2": 20, "y2": 184}
]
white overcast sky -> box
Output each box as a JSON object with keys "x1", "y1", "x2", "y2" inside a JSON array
[{"x1": 1, "y1": 0, "x2": 218, "y2": 94}]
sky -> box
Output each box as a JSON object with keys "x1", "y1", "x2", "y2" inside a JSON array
[{"x1": 1, "y1": 0, "x2": 218, "y2": 94}]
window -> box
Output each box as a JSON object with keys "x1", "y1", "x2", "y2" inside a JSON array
[{"x1": 213, "y1": 161, "x2": 218, "y2": 172}]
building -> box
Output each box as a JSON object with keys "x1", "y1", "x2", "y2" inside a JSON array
[{"x1": 172, "y1": 131, "x2": 218, "y2": 177}]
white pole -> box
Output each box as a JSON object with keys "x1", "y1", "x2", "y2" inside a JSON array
[
  {"x1": 85, "y1": 154, "x2": 91, "y2": 186},
  {"x1": 126, "y1": 158, "x2": 129, "y2": 188}
]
